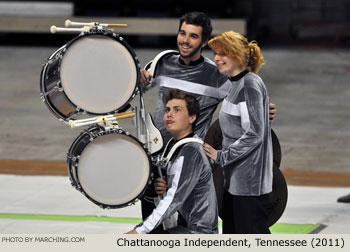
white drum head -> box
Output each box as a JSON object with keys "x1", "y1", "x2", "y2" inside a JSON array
[
  {"x1": 77, "y1": 133, "x2": 150, "y2": 206},
  {"x1": 60, "y1": 35, "x2": 138, "y2": 113}
]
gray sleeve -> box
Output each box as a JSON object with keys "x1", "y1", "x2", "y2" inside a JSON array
[{"x1": 216, "y1": 84, "x2": 266, "y2": 167}]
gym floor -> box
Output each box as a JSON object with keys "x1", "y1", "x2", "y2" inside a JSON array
[{"x1": 0, "y1": 45, "x2": 350, "y2": 234}]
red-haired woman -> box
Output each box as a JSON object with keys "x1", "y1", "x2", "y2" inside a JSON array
[{"x1": 203, "y1": 31, "x2": 273, "y2": 234}]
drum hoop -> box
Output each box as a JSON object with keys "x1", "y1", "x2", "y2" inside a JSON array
[
  {"x1": 41, "y1": 32, "x2": 141, "y2": 120},
  {"x1": 61, "y1": 32, "x2": 141, "y2": 115},
  {"x1": 67, "y1": 125, "x2": 152, "y2": 208}
]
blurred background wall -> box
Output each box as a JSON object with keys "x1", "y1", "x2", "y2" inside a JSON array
[{"x1": 1, "y1": 0, "x2": 349, "y2": 47}]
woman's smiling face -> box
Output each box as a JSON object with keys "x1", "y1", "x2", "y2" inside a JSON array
[{"x1": 213, "y1": 52, "x2": 241, "y2": 76}]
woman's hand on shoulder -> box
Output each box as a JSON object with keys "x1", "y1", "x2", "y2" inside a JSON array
[{"x1": 203, "y1": 142, "x2": 218, "y2": 162}]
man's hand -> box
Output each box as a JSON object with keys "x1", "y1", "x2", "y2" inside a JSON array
[
  {"x1": 140, "y1": 69, "x2": 153, "y2": 87},
  {"x1": 125, "y1": 230, "x2": 138, "y2": 234},
  {"x1": 154, "y1": 177, "x2": 167, "y2": 196},
  {"x1": 269, "y1": 103, "x2": 277, "y2": 123}
]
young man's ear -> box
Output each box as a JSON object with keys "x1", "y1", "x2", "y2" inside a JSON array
[
  {"x1": 189, "y1": 115, "x2": 196, "y2": 124},
  {"x1": 201, "y1": 40, "x2": 208, "y2": 49}
]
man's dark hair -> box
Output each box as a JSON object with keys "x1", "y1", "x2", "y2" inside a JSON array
[
  {"x1": 164, "y1": 89, "x2": 200, "y2": 128},
  {"x1": 179, "y1": 12, "x2": 213, "y2": 42}
]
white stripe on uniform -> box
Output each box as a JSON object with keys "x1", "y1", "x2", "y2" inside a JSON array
[{"x1": 135, "y1": 156, "x2": 184, "y2": 234}]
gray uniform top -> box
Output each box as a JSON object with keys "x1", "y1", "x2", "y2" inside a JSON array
[
  {"x1": 216, "y1": 70, "x2": 273, "y2": 196},
  {"x1": 146, "y1": 52, "x2": 231, "y2": 144},
  {"x1": 135, "y1": 136, "x2": 218, "y2": 234}
]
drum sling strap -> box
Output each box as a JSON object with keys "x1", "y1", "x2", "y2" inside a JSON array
[{"x1": 157, "y1": 137, "x2": 204, "y2": 173}]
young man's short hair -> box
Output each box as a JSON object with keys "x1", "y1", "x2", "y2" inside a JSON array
[
  {"x1": 179, "y1": 12, "x2": 213, "y2": 43},
  {"x1": 164, "y1": 89, "x2": 200, "y2": 128}
]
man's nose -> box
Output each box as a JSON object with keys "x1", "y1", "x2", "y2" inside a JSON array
[
  {"x1": 183, "y1": 35, "x2": 189, "y2": 43},
  {"x1": 166, "y1": 110, "x2": 173, "y2": 117}
]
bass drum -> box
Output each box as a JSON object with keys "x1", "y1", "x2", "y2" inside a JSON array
[
  {"x1": 204, "y1": 119, "x2": 287, "y2": 227},
  {"x1": 40, "y1": 32, "x2": 140, "y2": 121},
  {"x1": 67, "y1": 125, "x2": 151, "y2": 208}
]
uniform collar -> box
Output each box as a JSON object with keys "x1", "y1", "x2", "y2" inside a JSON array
[
  {"x1": 174, "y1": 132, "x2": 195, "y2": 143},
  {"x1": 229, "y1": 69, "x2": 249, "y2": 81},
  {"x1": 179, "y1": 56, "x2": 204, "y2": 66}
]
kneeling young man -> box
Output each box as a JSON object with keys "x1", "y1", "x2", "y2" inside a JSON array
[{"x1": 126, "y1": 89, "x2": 218, "y2": 234}]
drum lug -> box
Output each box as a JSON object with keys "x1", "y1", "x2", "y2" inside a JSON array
[
  {"x1": 39, "y1": 92, "x2": 46, "y2": 102},
  {"x1": 74, "y1": 106, "x2": 84, "y2": 114},
  {"x1": 57, "y1": 81, "x2": 64, "y2": 92},
  {"x1": 68, "y1": 177, "x2": 75, "y2": 185},
  {"x1": 57, "y1": 54, "x2": 63, "y2": 62},
  {"x1": 67, "y1": 154, "x2": 79, "y2": 162},
  {"x1": 84, "y1": 130, "x2": 97, "y2": 141},
  {"x1": 69, "y1": 177, "x2": 80, "y2": 190},
  {"x1": 40, "y1": 81, "x2": 63, "y2": 99},
  {"x1": 135, "y1": 56, "x2": 141, "y2": 69},
  {"x1": 134, "y1": 86, "x2": 139, "y2": 95},
  {"x1": 103, "y1": 125, "x2": 111, "y2": 132},
  {"x1": 45, "y1": 57, "x2": 57, "y2": 66},
  {"x1": 110, "y1": 122, "x2": 120, "y2": 129}
]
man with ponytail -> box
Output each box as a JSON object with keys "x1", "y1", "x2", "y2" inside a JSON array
[{"x1": 203, "y1": 31, "x2": 273, "y2": 234}]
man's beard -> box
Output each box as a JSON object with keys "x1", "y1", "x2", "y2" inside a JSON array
[{"x1": 178, "y1": 42, "x2": 203, "y2": 59}]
